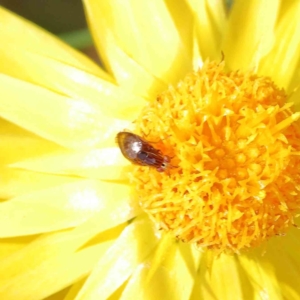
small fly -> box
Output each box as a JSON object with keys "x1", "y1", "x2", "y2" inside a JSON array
[{"x1": 116, "y1": 131, "x2": 171, "y2": 172}]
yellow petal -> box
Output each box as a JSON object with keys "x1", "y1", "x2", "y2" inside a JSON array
[
  {"x1": 239, "y1": 252, "x2": 283, "y2": 299},
  {"x1": 0, "y1": 118, "x2": 63, "y2": 165},
  {"x1": 10, "y1": 147, "x2": 129, "y2": 181},
  {"x1": 64, "y1": 278, "x2": 86, "y2": 300},
  {"x1": 163, "y1": 1, "x2": 193, "y2": 61},
  {"x1": 258, "y1": 0, "x2": 300, "y2": 90},
  {"x1": 122, "y1": 243, "x2": 199, "y2": 300},
  {"x1": 0, "y1": 180, "x2": 139, "y2": 237},
  {"x1": 0, "y1": 74, "x2": 130, "y2": 149},
  {"x1": 0, "y1": 6, "x2": 106, "y2": 78},
  {"x1": 0, "y1": 46, "x2": 146, "y2": 119},
  {"x1": 288, "y1": 83, "x2": 300, "y2": 111},
  {"x1": 259, "y1": 232, "x2": 300, "y2": 299},
  {"x1": 0, "y1": 239, "x2": 113, "y2": 300},
  {"x1": 186, "y1": 0, "x2": 226, "y2": 60},
  {"x1": 83, "y1": 0, "x2": 193, "y2": 89},
  {"x1": 193, "y1": 253, "x2": 252, "y2": 300},
  {"x1": 75, "y1": 217, "x2": 159, "y2": 300},
  {"x1": 0, "y1": 190, "x2": 140, "y2": 298},
  {"x1": 288, "y1": 58, "x2": 300, "y2": 93},
  {"x1": 284, "y1": 227, "x2": 300, "y2": 260},
  {"x1": 222, "y1": 0, "x2": 280, "y2": 71},
  {"x1": 0, "y1": 167, "x2": 78, "y2": 199},
  {"x1": 0, "y1": 236, "x2": 36, "y2": 260},
  {"x1": 85, "y1": 35, "x2": 167, "y2": 99},
  {"x1": 143, "y1": 232, "x2": 175, "y2": 283},
  {"x1": 0, "y1": 180, "x2": 98, "y2": 237},
  {"x1": 0, "y1": 231, "x2": 98, "y2": 290}
]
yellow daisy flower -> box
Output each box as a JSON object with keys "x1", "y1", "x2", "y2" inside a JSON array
[{"x1": 0, "y1": 0, "x2": 300, "y2": 299}]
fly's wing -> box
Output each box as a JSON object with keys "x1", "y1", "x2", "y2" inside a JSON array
[
  {"x1": 137, "y1": 151, "x2": 167, "y2": 169},
  {"x1": 137, "y1": 151, "x2": 156, "y2": 166}
]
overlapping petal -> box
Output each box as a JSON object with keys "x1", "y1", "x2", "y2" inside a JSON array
[
  {"x1": 196, "y1": 254, "x2": 252, "y2": 300},
  {"x1": 0, "y1": 229, "x2": 114, "y2": 300},
  {"x1": 0, "y1": 168, "x2": 79, "y2": 199},
  {"x1": 0, "y1": 118, "x2": 62, "y2": 165},
  {"x1": 75, "y1": 218, "x2": 158, "y2": 300},
  {"x1": 258, "y1": 0, "x2": 300, "y2": 90},
  {"x1": 0, "y1": 180, "x2": 139, "y2": 237},
  {"x1": 186, "y1": 0, "x2": 226, "y2": 60},
  {"x1": 122, "y1": 243, "x2": 199, "y2": 300},
  {"x1": 239, "y1": 254, "x2": 283, "y2": 299},
  {"x1": 10, "y1": 147, "x2": 129, "y2": 181},
  {"x1": 0, "y1": 46, "x2": 146, "y2": 119},
  {"x1": 83, "y1": 0, "x2": 193, "y2": 96},
  {"x1": 0, "y1": 6, "x2": 105, "y2": 77},
  {"x1": 0, "y1": 119, "x2": 76, "y2": 199},
  {"x1": 0, "y1": 74, "x2": 131, "y2": 149},
  {"x1": 222, "y1": 0, "x2": 280, "y2": 71},
  {"x1": 0, "y1": 236, "x2": 36, "y2": 260}
]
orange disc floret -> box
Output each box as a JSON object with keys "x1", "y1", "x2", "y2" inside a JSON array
[{"x1": 132, "y1": 61, "x2": 300, "y2": 254}]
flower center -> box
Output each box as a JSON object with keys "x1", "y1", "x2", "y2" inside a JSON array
[{"x1": 132, "y1": 61, "x2": 300, "y2": 254}]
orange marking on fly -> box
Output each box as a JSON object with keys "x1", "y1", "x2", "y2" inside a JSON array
[{"x1": 116, "y1": 131, "x2": 172, "y2": 172}]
